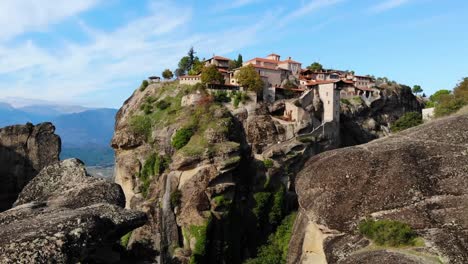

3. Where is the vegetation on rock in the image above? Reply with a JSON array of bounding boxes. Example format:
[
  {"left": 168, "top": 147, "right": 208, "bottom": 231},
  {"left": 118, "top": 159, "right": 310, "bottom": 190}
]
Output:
[
  {"left": 245, "top": 212, "right": 297, "bottom": 264},
  {"left": 391, "top": 112, "right": 422, "bottom": 132},
  {"left": 120, "top": 231, "right": 132, "bottom": 248},
  {"left": 170, "top": 189, "right": 182, "bottom": 209},
  {"left": 358, "top": 219, "right": 418, "bottom": 247},
  {"left": 186, "top": 218, "right": 211, "bottom": 264},
  {"left": 139, "top": 80, "right": 149, "bottom": 91},
  {"left": 138, "top": 153, "right": 171, "bottom": 197},
  {"left": 172, "top": 127, "right": 194, "bottom": 150}
]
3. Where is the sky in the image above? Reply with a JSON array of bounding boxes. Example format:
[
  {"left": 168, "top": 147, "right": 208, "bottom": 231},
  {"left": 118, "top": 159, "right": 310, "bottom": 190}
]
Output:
[{"left": 0, "top": 0, "right": 467, "bottom": 108}]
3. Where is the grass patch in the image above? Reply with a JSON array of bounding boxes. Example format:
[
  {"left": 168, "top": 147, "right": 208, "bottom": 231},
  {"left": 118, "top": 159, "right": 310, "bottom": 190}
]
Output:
[
  {"left": 186, "top": 217, "right": 212, "bottom": 264},
  {"left": 358, "top": 219, "right": 418, "bottom": 247}
]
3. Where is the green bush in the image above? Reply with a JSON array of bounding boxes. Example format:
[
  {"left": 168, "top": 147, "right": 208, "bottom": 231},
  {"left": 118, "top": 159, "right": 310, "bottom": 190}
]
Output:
[
  {"left": 245, "top": 212, "right": 297, "bottom": 264},
  {"left": 269, "top": 186, "right": 285, "bottom": 226},
  {"left": 140, "top": 103, "right": 153, "bottom": 114},
  {"left": 231, "top": 91, "right": 248, "bottom": 108},
  {"left": 129, "top": 115, "right": 152, "bottom": 139},
  {"left": 358, "top": 219, "right": 417, "bottom": 246},
  {"left": 213, "top": 195, "right": 232, "bottom": 208},
  {"left": 156, "top": 99, "right": 171, "bottom": 110},
  {"left": 253, "top": 192, "right": 272, "bottom": 221},
  {"left": 340, "top": 98, "right": 351, "bottom": 105},
  {"left": 140, "top": 80, "right": 149, "bottom": 91},
  {"left": 139, "top": 154, "right": 171, "bottom": 197},
  {"left": 187, "top": 218, "right": 211, "bottom": 264},
  {"left": 263, "top": 159, "right": 274, "bottom": 168},
  {"left": 172, "top": 127, "right": 194, "bottom": 149},
  {"left": 170, "top": 189, "right": 182, "bottom": 209},
  {"left": 120, "top": 231, "right": 132, "bottom": 248},
  {"left": 214, "top": 90, "right": 231, "bottom": 103},
  {"left": 391, "top": 112, "right": 422, "bottom": 132},
  {"left": 434, "top": 96, "right": 466, "bottom": 117}
]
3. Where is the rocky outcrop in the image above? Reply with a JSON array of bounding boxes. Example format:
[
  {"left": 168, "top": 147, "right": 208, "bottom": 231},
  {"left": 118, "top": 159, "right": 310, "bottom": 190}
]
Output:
[
  {"left": 340, "top": 84, "right": 422, "bottom": 146},
  {"left": 289, "top": 114, "right": 468, "bottom": 263},
  {"left": 0, "top": 159, "right": 146, "bottom": 263},
  {"left": 0, "top": 122, "right": 60, "bottom": 211}
]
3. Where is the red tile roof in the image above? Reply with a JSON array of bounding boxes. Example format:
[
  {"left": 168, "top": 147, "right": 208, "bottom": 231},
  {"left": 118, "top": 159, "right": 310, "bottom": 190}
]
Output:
[
  {"left": 281, "top": 59, "right": 301, "bottom": 64},
  {"left": 267, "top": 53, "right": 280, "bottom": 57},
  {"left": 246, "top": 57, "right": 280, "bottom": 64},
  {"left": 212, "top": 55, "right": 230, "bottom": 61}
]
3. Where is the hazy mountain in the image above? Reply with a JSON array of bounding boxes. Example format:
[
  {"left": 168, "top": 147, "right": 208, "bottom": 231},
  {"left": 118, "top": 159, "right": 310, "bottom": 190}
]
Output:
[{"left": 0, "top": 102, "right": 117, "bottom": 166}]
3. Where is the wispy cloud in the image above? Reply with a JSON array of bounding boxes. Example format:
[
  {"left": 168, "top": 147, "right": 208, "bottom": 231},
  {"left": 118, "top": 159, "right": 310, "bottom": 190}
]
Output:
[
  {"left": 0, "top": 0, "right": 278, "bottom": 107},
  {"left": 282, "top": 0, "right": 345, "bottom": 24},
  {"left": 0, "top": 0, "right": 100, "bottom": 41},
  {"left": 370, "top": 0, "right": 411, "bottom": 13},
  {"left": 213, "top": 0, "right": 262, "bottom": 12}
]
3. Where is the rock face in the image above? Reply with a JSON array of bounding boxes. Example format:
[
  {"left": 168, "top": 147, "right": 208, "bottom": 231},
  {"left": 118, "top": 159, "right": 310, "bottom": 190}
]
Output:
[
  {"left": 0, "top": 122, "right": 61, "bottom": 211},
  {"left": 340, "top": 84, "right": 422, "bottom": 146},
  {"left": 289, "top": 114, "right": 468, "bottom": 263},
  {"left": 0, "top": 159, "right": 146, "bottom": 263}
]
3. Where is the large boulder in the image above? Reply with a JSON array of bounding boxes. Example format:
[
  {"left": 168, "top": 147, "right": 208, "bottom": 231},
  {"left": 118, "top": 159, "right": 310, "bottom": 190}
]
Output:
[
  {"left": 0, "top": 122, "right": 60, "bottom": 211},
  {"left": 289, "top": 114, "right": 468, "bottom": 263},
  {"left": 0, "top": 159, "right": 146, "bottom": 263}
]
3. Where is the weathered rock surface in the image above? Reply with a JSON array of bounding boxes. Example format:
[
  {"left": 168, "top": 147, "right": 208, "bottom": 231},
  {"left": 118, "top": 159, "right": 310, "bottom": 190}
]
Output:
[
  {"left": 0, "top": 159, "right": 146, "bottom": 263},
  {"left": 289, "top": 114, "right": 468, "bottom": 263},
  {"left": 340, "top": 84, "right": 422, "bottom": 146},
  {"left": 0, "top": 122, "right": 60, "bottom": 211}
]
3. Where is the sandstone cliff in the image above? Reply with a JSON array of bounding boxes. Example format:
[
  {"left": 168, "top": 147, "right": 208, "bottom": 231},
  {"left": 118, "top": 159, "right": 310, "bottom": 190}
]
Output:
[
  {"left": 0, "top": 159, "right": 146, "bottom": 263},
  {"left": 0, "top": 122, "right": 60, "bottom": 211},
  {"left": 289, "top": 114, "right": 468, "bottom": 263}
]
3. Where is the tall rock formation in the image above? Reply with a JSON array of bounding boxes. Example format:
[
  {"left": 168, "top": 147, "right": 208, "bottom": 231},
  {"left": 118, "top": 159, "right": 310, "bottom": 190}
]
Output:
[
  {"left": 289, "top": 114, "right": 468, "bottom": 263},
  {"left": 0, "top": 158, "right": 146, "bottom": 263},
  {"left": 0, "top": 122, "right": 61, "bottom": 211}
]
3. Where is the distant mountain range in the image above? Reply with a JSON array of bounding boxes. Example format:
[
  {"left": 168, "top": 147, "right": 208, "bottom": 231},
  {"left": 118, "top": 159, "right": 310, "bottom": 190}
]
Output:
[{"left": 0, "top": 102, "right": 117, "bottom": 166}]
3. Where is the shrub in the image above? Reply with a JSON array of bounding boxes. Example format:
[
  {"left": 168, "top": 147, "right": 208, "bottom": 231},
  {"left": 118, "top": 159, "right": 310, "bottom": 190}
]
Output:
[
  {"left": 231, "top": 91, "right": 249, "bottom": 108},
  {"left": 129, "top": 115, "right": 152, "bottom": 139},
  {"left": 245, "top": 212, "right": 297, "bottom": 264},
  {"left": 213, "top": 195, "right": 232, "bottom": 208},
  {"left": 358, "top": 219, "right": 417, "bottom": 246},
  {"left": 172, "top": 127, "right": 194, "bottom": 149},
  {"left": 391, "top": 112, "right": 422, "bottom": 132},
  {"left": 269, "top": 186, "right": 285, "bottom": 226},
  {"left": 139, "top": 80, "right": 149, "bottom": 91},
  {"left": 213, "top": 90, "right": 231, "bottom": 103},
  {"left": 263, "top": 159, "right": 274, "bottom": 168},
  {"left": 340, "top": 98, "right": 351, "bottom": 105},
  {"left": 434, "top": 95, "right": 466, "bottom": 117},
  {"left": 155, "top": 99, "right": 171, "bottom": 110},
  {"left": 253, "top": 192, "right": 272, "bottom": 222},
  {"left": 120, "top": 231, "right": 132, "bottom": 248},
  {"left": 139, "top": 154, "right": 171, "bottom": 197},
  {"left": 140, "top": 103, "right": 153, "bottom": 114},
  {"left": 170, "top": 189, "right": 182, "bottom": 209},
  {"left": 187, "top": 218, "right": 211, "bottom": 264}
]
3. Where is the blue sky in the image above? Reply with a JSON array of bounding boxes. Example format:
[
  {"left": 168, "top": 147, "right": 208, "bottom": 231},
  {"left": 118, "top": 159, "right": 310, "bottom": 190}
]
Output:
[{"left": 0, "top": 0, "right": 467, "bottom": 108}]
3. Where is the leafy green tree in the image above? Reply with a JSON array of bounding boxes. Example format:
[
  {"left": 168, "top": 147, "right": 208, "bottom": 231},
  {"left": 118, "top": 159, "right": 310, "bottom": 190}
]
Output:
[
  {"left": 188, "top": 46, "right": 196, "bottom": 68},
  {"left": 162, "top": 69, "right": 174, "bottom": 79},
  {"left": 228, "top": 60, "right": 238, "bottom": 70},
  {"left": 235, "top": 64, "right": 264, "bottom": 93},
  {"left": 188, "top": 58, "right": 203, "bottom": 75},
  {"left": 201, "top": 65, "right": 224, "bottom": 85},
  {"left": 307, "top": 62, "right": 323, "bottom": 71},
  {"left": 429, "top": 89, "right": 451, "bottom": 104},
  {"left": 412, "top": 85, "right": 423, "bottom": 95},
  {"left": 454, "top": 77, "right": 468, "bottom": 103},
  {"left": 175, "top": 68, "right": 185, "bottom": 77},
  {"left": 178, "top": 56, "right": 191, "bottom": 75}
]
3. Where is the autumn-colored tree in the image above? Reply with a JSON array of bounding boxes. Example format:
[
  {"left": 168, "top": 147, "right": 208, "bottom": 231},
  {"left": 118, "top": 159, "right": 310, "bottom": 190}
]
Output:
[
  {"left": 454, "top": 77, "right": 468, "bottom": 103},
  {"left": 201, "top": 65, "right": 224, "bottom": 85},
  {"left": 235, "top": 64, "right": 264, "bottom": 92},
  {"left": 162, "top": 69, "right": 174, "bottom": 79}
]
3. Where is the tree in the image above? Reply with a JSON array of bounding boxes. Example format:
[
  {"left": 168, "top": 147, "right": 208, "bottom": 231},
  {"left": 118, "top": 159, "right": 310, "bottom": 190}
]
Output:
[
  {"left": 412, "top": 85, "right": 423, "bottom": 95},
  {"left": 201, "top": 65, "right": 224, "bottom": 85},
  {"left": 307, "top": 62, "right": 323, "bottom": 71},
  {"left": 236, "top": 54, "right": 243, "bottom": 68},
  {"left": 434, "top": 94, "right": 465, "bottom": 117},
  {"left": 228, "top": 60, "right": 238, "bottom": 70},
  {"left": 188, "top": 58, "right": 203, "bottom": 75},
  {"left": 429, "top": 89, "right": 451, "bottom": 103},
  {"left": 178, "top": 56, "right": 191, "bottom": 75},
  {"left": 454, "top": 77, "right": 468, "bottom": 103},
  {"left": 391, "top": 112, "right": 422, "bottom": 132},
  {"left": 162, "top": 69, "right": 174, "bottom": 79},
  {"left": 187, "top": 47, "right": 196, "bottom": 69},
  {"left": 235, "top": 64, "right": 264, "bottom": 93},
  {"left": 175, "top": 68, "right": 185, "bottom": 77}
]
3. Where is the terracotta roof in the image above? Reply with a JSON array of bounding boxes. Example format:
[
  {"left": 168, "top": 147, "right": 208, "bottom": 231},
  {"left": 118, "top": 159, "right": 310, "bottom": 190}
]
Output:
[
  {"left": 280, "top": 59, "right": 301, "bottom": 64},
  {"left": 218, "top": 68, "right": 229, "bottom": 73},
  {"left": 212, "top": 55, "right": 230, "bottom": 61},
  {"left": 275, "top": 86, "right": 305, "bottom": 92},
  {"left": 267, "top": 53, "right": 280, "bottom": 57},
  {"left": 249, "top": 64, "right": 281, "bottom": 71},
  {"left": 355, "top": 86, "right": 374, "bottom": 91},
  {"left": 246, "top": 57, "right": 280, "bottom": 64}
]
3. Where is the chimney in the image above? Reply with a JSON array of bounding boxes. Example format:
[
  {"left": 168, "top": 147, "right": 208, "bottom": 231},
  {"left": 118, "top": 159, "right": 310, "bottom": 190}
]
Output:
[{"left": 288, "top": 56, "right": 292, "bottom": 60}]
